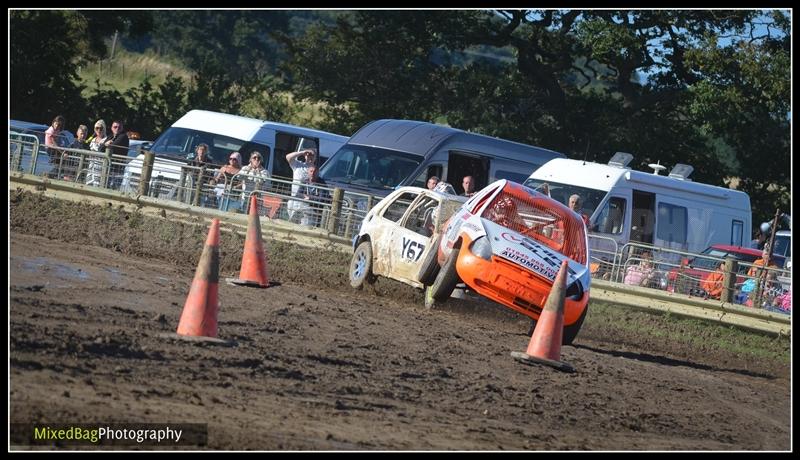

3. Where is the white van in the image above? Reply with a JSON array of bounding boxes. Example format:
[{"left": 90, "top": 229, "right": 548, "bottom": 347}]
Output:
[
  {"left": 524, "top": 153, "right": 752, "bottom": 257},
  {"left": 121, "top": 110, "right": 348, "bottom": 194}
]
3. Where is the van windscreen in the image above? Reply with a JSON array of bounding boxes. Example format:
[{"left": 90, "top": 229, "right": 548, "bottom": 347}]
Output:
[
  {"left": 523, "top": 178, "right": 607, "bottom": 219},
  {"left": 150, "top": 127, "right": 248, "bottom": 165},
  {"left": 318, "top": 145, "right": 423, "bottom": 190}
]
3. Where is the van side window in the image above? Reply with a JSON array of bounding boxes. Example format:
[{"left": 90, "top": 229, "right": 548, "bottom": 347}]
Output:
[
  {"left": 731, "top": 220, "right": 744, "bottom": 246},
  {"left": 594, "top": 197, "right": 626, "bottom": 234},
  {"left": 382, "top": 192, "right": 418, "bottom": 223},
  {"left": 412, "top": 165, "right": 443, "bottom": 188},
  {"left": 657, "top": 203, "right": 688, "bottom": 244}
]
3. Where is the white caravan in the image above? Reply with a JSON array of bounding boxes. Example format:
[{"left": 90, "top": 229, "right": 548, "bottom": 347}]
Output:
[{"left": 524, "top": 152, "right": 752, "bottom": 258}]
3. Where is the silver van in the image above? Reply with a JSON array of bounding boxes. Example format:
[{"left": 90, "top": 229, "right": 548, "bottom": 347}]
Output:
[{"left": 318, "top": 119, "right": 565, "bottom": 199}]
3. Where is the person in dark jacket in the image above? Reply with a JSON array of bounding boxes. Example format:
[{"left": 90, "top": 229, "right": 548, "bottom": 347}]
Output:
[{"left": 103, "top": 120, "right": 130, "bottom": 189}]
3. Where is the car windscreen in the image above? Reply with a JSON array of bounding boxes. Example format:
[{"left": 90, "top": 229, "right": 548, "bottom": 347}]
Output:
[
  {"left": 318, "top": 145, "right": 423, "bottom": 190},
  {"left": 149, "top": 127, "right": 247, "bottom": 165},
  {"left": 773, "top": 233, "right": 791, "bottom": 258},
  {"left": 523, "top": 178, "right": 607, "bottom": 218}
]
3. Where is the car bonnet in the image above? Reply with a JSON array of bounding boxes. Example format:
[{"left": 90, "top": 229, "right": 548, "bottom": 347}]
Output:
[{"left": 480, "top": 218, "right": 589, "bottom": 286}]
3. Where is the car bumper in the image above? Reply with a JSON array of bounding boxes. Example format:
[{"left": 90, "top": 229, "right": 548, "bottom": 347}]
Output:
[{"left": 455, "top": 246, "right": 588, "bottom": 326}]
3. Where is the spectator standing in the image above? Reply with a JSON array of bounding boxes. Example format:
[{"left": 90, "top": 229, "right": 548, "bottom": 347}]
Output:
[
  {"left": 104, "top": 120, "right": 130, "bottom": 189},
  {"left": 623, "top": 251, "right": 656, "bottom": 287},
  {"left": 85, "top": 119, "right": 108, "bottom": 186},
  {"left": 239, "top": 151, "right": 271, "bottom": 196},
  {"left": 212, "top": 152, "right": 243, "bottom": 210},
  {"left": 295, "top": 164, "right": 329, "bottom": 227},
  {"left": 568, "top": 193, "right": 591, "bottom": 227},
  {"left": 44, "top": 115, "right": 68, "bottom": 178},
  {"left": 61, "top": 124, "right": 89, "bottom": 181},
  {"left": 461, "top": 175, "right": 476, "bottom": 197},
  {"left": 70, "top": 125, "right": 89, "bottom": 150},
  {"left": 286, "top": 148, "right": 317, "bottom": 222},
  {"left": 187, "top": 143, "right": 215, "bottom": 206},
  {"left": 427, "top": 176, "right": 440, "bottom": 190},
  {"left": 44, "top": 115, "right": 67, "bottom": 151}
]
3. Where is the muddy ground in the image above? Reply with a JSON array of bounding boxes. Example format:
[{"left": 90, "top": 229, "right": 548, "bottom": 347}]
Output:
[{"left": 9, "top": 190, "right": 791, "bottom": 450}]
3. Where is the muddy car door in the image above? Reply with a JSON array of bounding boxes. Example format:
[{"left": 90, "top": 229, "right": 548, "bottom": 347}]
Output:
[{"left": 389, "top": 193, "right": 442, "bottom": 285}]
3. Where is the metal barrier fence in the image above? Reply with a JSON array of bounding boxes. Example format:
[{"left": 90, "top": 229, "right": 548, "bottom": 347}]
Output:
[
  {"left": 589, "top": 238, "right": 792, "bottom": 316},
  {"left": 9, "top": 133, "right": 377, "bottom": 240}
]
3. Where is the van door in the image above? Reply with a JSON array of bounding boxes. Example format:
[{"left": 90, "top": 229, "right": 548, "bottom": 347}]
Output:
[
  {"left": 631, "top": 190, "right": 656, "bottom": 245},
  {"left": 447, "top": 151, "right": 490, "bottom": 195},
  {"left": 272, "top": 132, "right": 319, "bottom": 180}
]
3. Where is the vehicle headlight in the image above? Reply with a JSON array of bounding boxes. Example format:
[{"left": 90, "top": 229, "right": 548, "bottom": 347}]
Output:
[{"left": 470, "top": 236, "right": 492, "bottom": 261}]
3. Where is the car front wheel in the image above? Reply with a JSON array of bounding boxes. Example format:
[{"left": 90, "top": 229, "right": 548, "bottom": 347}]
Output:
[
  {"left": 426, "top": 246, "right": 461, "bottom": 307},
  {"left": 349, "top": 241, "right": 376, "bottom": 289}
]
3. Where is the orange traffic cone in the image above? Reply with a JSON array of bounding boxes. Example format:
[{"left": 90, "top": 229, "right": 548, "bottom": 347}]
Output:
[
  {"left": 511, "top": 260, "right": 575, "bottom": 372},
  {"left": 176, "top": 218, "right": 221, "bottom": 338},
  {"left": 228, "top": 194, "right": 271, "bottom": 288}
]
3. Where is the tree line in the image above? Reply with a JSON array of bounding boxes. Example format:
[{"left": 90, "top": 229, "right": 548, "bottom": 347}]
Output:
[{"left": 9, "top": 9, "right": 790, "bottom": 225}]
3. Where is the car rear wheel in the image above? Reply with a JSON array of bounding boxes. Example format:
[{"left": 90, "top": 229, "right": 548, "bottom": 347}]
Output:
[
  {"left": 349, "top": 241, "right": 376, "bottom": 289},
  {"left": 426, "top": 246, "right": 461, "bottom": 307},
  {"left": 417, "top": 234, "right": 442, "bottom": 286},
  {"left": 526, "top": 303, "right": 589, "bottom": 346}
]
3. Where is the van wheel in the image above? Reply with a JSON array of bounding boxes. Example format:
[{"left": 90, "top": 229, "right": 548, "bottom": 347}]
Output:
[
  {"left": 527, "top": 304, "right": 589, "bottom": 346},
  {"left": 417, "top": 234, "right": 442, "bottom": 285},
  {"left": 426, "top": 247, "right": 461, "bottom": 306},
  {"left": 349, "top": 241, "right": 376, "bottom": 289}
]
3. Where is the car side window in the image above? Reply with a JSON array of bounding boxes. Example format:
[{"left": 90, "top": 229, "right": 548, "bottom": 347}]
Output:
[
  {"left": 382, "top": 192, "right": 418, "bottom": 223},
  {"left": 403, "top": 196, "right": 440, "bottom": 237}
]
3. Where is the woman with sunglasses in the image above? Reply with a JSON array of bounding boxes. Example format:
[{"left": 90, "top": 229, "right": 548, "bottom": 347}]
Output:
[
  {"left": 238, "top": 151, "right": 271, "bottom": 195},
  {"left": 85, "top": 119, "right": 108, "bottom": 186}
]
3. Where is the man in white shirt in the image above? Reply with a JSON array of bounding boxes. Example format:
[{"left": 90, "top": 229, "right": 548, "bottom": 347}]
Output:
[{"left": 285, "top": 148, "right": 317, "bottom": 222}]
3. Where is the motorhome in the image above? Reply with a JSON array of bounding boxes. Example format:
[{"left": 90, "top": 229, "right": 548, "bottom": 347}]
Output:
[
  {"left": 317, "top": 119, "right": 565, "bottom": 201},
  {"left": 121, "top": 110, "right": 349, "bottom": 196},
  {"left": 524, "top": 152, "right": 752, "bottom": 258}
]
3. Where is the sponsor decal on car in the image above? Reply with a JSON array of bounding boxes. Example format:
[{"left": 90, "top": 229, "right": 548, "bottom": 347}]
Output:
[{"left": 499, "top": 247, "right": 558, "bottom": 280}]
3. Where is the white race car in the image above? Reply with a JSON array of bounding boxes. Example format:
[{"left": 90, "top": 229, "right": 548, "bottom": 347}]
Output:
[{"left": 349, "top": 186, "right": 466, "bottom": 289}]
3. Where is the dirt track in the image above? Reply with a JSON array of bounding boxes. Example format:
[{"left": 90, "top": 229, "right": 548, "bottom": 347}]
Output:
[{"left": 9, "top": 191, "right": 791, "bottom": 450}]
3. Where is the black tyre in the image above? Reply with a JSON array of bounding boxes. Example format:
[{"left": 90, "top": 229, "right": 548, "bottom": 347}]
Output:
[
  {"left": 527, "top": 303, "right": 589, "bottom": 346},
  {"left": 417, "top": 234, "right": 442, "bottom": 285},
  {"left": 426, "top": 246, "right": 461, "bottom": 306},
  {"left": 349, "top": 241, "right": 376, "bottom": 289}
]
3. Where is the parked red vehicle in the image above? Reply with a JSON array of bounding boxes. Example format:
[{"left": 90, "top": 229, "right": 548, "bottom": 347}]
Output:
[{"left": 666, "top": 244, "right": 784, "bottom": 295}]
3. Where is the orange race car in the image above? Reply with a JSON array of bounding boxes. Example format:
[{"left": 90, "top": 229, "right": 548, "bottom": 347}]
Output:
[{"left": 417, "top": 179, "right": 591, "bottom": 344}]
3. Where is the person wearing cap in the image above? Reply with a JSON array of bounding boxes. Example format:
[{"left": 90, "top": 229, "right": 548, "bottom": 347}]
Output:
[
  {"left": 285, "top": 147, "right": 318, "bottom": 223},
  {"left": 212, "top": 152, "right": 243, "bottom": 210}
]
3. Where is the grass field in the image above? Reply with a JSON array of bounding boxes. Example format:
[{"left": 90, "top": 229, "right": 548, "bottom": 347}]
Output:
[
  {"left": 75, "top": 48, "right": 330, "bottom": 128},
  {"left": 77, "top": 49, "right": 194, "bottom": 96}
]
